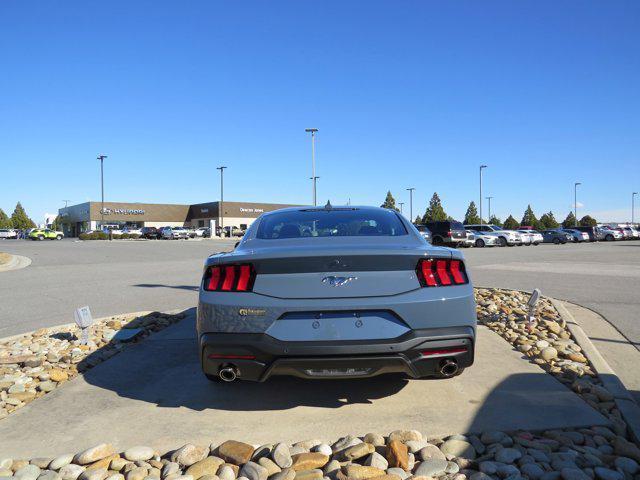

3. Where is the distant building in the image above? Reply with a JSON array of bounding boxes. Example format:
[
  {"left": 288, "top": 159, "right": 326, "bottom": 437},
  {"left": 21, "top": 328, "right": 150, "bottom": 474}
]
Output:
[{"left": 58, "top": 200, "right": 299, "bottom": 237}]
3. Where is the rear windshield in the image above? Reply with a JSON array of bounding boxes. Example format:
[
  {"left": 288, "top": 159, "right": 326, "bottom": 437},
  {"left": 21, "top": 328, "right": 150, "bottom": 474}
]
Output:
[
  {"left": 256, "top": 209, "right": 408, "bottom": 239},
  {"left": 450, "top": 221, "right": 465, "bottom": 230}
]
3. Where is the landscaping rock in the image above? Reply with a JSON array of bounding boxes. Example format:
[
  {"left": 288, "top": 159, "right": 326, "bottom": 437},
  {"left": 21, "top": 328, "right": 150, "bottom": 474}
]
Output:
[
  {"left": 74, "top": 445, "right": 116, "bottom": 466},
  {"left": 291, "top": 454, "right": 328, "bottom": 472},
  {"left": 171, "top": 445, "right": 208, "bottom": 468},
  {"left": 218, "top": 442, "right": 255, "bottom": 466}
]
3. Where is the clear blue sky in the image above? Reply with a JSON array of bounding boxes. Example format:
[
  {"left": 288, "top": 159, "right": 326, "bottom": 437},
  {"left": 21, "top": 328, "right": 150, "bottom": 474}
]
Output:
[{"left": 1, "top": 1, "right": 639, "bottom": 224}]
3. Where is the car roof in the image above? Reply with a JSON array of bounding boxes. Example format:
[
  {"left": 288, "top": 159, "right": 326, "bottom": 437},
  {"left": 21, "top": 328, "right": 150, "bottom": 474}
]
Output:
[{"left": 260, "top": 205, "right": 391, "bottom": 217}]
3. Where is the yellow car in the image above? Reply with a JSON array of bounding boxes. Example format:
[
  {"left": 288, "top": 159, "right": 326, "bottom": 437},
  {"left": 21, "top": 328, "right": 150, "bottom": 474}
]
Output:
[{"left": 29, "top": 228, "right": 64, "bottom": 241}]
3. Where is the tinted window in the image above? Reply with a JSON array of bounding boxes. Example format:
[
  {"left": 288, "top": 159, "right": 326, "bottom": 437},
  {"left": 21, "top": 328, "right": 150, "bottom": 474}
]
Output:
[
  {"left": 256, "top": 209, "right": 408, "bottom": 239},
  {"left": 450, "top": 221, "right": 465, "bottom": 230}
]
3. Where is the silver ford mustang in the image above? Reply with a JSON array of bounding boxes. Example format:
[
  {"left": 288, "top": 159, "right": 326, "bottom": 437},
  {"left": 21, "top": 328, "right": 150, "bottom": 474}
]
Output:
[{"left": 197, "top": 205, "right": 476, "bottom": 382}]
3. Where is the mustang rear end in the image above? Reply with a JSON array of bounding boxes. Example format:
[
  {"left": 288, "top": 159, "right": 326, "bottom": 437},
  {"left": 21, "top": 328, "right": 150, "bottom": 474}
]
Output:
[{"left": 197, "top": 205, "right": 476, "bottom": 382}]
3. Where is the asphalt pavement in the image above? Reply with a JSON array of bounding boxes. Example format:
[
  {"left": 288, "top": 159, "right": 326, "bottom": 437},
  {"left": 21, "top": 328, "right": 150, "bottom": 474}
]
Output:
[{"left": 1, "top": 238, "right": 639, "bottom": 352}]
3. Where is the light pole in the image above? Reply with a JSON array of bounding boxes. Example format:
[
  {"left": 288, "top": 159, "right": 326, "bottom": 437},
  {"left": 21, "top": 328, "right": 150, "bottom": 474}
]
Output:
[
  {"left": 97, "top": 155, "right": 107, "bottom": 226},
  {"left": 633, "top": 192, "right": 638, "bottom": 225},
  {"left": 62, "top": 200, "right": 70, "bottom": 208},
  {"left": 217, "top": 166, "right": 227, "bottom": 236},
  {"left": 305, "top": 128, "right": 318, "bottom": 206},
  {"left": 399, "top": 202, "right": 405, "bottom": 215},
  {"left": 486, "top": 196, "right": 493, "bottom": 221},
  {"left": 407, "top": 188, "right": 415, "bottom": 223},
  {"left": 574, "top": 182, "right": 581, "bottom": 227},
  {"left": 479, "top": 165, "right": 487, "bottom": 225}
]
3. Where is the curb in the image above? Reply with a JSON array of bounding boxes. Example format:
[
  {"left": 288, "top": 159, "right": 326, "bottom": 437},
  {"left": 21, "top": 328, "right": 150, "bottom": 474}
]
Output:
[
  {"left": 551, "top": 298, "right": 640, "bottom": 443},
  {"left": 0, "top": 253, "right": 31, "bottom": 272}
]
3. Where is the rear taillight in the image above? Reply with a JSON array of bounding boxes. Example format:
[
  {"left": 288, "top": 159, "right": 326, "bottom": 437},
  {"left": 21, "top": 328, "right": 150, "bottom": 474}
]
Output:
[
  {"left": 416, "top": 258, "right": 468, "bottom": 287},
  {"left": 203, "top": 264, "right": 256, "bottom": 292}
]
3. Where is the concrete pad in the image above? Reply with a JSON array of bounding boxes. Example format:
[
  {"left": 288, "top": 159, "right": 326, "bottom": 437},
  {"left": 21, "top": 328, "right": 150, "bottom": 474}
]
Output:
[{"left": 0, "top": 312, "right": 608, "bottom": 457}]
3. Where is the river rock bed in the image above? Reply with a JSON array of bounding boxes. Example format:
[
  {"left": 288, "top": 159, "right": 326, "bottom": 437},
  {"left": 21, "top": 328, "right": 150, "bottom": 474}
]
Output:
[
  {"left": 0, "top": 311, "right": 185, "bottom": 420},
  {"left": 1, "top": 429, "right": 640, "bottom": 480},
  {"left": 474, "top": 289, "right": 627, "bottom": 436}
]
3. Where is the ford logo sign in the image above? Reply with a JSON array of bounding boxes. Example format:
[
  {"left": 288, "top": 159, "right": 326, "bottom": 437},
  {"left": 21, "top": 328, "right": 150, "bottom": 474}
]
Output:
[{"left": 322, "top": 276, "right": 357, "bottom": 287}]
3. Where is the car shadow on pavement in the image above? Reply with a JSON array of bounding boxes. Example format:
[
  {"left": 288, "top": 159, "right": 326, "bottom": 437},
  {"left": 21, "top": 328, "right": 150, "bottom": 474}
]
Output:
[{"left": 133, "top": 283, "right": 199, "bottom": 291}]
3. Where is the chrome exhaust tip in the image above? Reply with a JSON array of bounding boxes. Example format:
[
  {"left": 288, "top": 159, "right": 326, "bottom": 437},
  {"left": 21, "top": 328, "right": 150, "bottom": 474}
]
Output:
[
  {"left": 439, "top": 359, "right": 459, "bottom": 377},
  {"left": 219, "top": 366, "right": 238, "bottom": 382}
]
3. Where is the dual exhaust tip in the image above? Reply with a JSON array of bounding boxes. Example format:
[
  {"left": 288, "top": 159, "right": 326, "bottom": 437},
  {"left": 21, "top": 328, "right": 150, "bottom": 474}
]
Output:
[
  {"left": 439, "top": 359, "right": 459, "bottom": 377},
  {"left": 218, "top": 365, "right": 238, "bottom": 382},
  {"left": 218, "top": 360, "right": 458, "bottom": 381}
]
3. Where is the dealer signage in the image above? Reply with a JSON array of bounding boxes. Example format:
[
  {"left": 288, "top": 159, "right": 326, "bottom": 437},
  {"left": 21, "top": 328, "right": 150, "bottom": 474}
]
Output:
[{"left": 101, "top": 208, "right": 145, "bottom": 215}]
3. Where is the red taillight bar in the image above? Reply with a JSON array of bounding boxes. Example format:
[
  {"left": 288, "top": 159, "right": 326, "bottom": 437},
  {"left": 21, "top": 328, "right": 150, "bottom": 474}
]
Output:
[
  {"left": 416, "top": 258, "right": 468, "bottom": 287},
  {"left": 208, "top": 353, "right": 256, "bottom": 360},
  {"left": 421, "top": 347, "right": 468, "bottom": 357},
  {"left": 203, "top": 264, "right": 256, "bottom": 292}
]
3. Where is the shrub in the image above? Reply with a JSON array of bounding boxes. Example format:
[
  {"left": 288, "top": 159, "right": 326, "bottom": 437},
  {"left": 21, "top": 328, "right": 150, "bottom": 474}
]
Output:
[
  {"left": 120, "top": 233, "right": 130, "bottom": 239},
  {"left": 79, "top": 232, "right": 109, "bottom": 240}
]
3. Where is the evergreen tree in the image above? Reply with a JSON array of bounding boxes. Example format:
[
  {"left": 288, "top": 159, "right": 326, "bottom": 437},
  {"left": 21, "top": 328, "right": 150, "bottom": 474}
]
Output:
[
  {"left": 414, "top": 215, "right": 422, "bottom": 225},
  {"left": 380, "top": 191, "right": 400, "bottom": 211},
  {"left": 10, "top": 202, "right": 36, "bottom": 230},
  {"left": 421, "top": 193, "right": 448, "bottom": 223},
  {"left": 520, "top": 205, "right": 540, "bottom": 229},
  {"left": 0, "top": 209, "right": 11, "bottom": 228},
  {"left": 562, "top": 211, "right": 577, "bottom": 228},
  {"left": 579, "top": 215, "right": 597, "bottom": 227},
  {"left": 488, "top": 215, "right": 502, "bottom": 227},
  {"left": 539, "top": 211, "right": 560, "bottom": 229},
  {"left": 463, "top": 201, "right": 481, "bottom": 225},
  {"left": 503, "top": 215, "right": 519, "bottom": 230}
]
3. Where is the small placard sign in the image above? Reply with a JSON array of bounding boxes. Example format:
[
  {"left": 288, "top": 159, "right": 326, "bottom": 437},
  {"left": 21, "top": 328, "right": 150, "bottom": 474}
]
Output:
[{"left": 74, "top": 306, "right": 93, "bottom": 328}]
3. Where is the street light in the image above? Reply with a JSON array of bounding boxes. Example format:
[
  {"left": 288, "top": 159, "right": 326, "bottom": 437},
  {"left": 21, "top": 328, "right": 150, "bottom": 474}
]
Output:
[
  {"left": 633, "top": 192, "right": 638, "bottom": 225},
  {"left": 479, "top": 165, "right": 488, "bottom": 225},
  {"left": 486, "top": 196, "right": 494, "bottom": 221},
  {"left": 217, "top": 166, "right": 227, "bottom": 236},
  {"left": 406, "top": 188, "right": 415, "bottom": 223},
  {"left": 399, "top": 202, "right": 405, "bottom": 215},
  {"left": 574, "top": 182, "right": 581, "bottom": 227},
  {"left": 62, "top": 200, "right": 70, "bottom": 208},
  {"left": 97, "top": 155, "right": 107, "bottom": 226},
  {"left": 305, "top": 128, "right": 318, "bottom": 206}
]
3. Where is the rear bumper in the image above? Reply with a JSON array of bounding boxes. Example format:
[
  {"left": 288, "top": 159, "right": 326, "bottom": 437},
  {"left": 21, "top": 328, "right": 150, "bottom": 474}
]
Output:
[{"left": 200, "top": 326, "right": 475, "bottom": 381}]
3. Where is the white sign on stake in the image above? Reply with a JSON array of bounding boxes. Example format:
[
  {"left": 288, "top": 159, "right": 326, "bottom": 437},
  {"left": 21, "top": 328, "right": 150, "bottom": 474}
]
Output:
[{"left": 74, "top": 306, "right": 94, "bottom": 344}]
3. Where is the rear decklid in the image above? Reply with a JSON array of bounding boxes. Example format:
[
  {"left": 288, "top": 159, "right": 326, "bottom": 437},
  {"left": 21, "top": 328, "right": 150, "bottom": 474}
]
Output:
[{"left": 208, "top": 237, "right": 453, "bottom": 299}]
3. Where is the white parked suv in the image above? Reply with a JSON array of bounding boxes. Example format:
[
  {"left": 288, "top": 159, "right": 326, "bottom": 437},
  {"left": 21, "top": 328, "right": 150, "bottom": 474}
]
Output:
[
  {"left": 464, "top": 224, "right": 522, "bottom": 247},
  {"left": 161, "top": 226, "right": 189, "bottom": 239},
  {"left": 595, "top": 227, "right": 622, "bottom": 241},
  {"left": 0, "top": 229, "right": 18, "bottom": 239}
]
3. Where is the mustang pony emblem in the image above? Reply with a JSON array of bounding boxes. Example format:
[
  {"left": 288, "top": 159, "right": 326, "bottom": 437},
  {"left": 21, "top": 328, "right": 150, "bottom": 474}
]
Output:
[{"left": 322, "top": 275, "right": 357, "bottom": 287}]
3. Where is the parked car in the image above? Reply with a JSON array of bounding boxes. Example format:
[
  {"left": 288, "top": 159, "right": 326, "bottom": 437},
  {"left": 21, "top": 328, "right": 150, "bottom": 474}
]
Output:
[
  {"left": 517, "top": 229, "right": 543, "bottom": 246},
  {"left": 517, "top": 231, "right": 532, "bottom": 246},
  {"left": 595, "top": 226, "right": 623, "bottom": 241},
  {"left": 423, "top": 221, "right": 467, "bottom": 247},
  {"left": 102, "top": 226, "right": 122, "bottom": 236},
  {"left": 0, "top": 229, "right": 18, "bottom": 239},
  {"left": 573, "top": 226, "right": 599, "bottom": 242},
  {"left": 561, "top": 229, "right": 590, "bottom": 243},
  {"left": 466, "top": 230, "right": 499, "bottom": 248},
  {"left": 460, "top": 231, "right": 476, "bottom": 248},
  {"left": 122, "top": 227, "right": 142, "bottom": 236},
  {"left": 414, "top": 224, "right": 432, "bottom": 243},
  {"left": 622, "top": 226, "right": 639, "bottom": 239},
  {"left": 140, "top": 227, "right": 160, "bottom": 239},
  {"left": 198, "top": 206, "right": 476, "bottom": 383},
  {"left": 193, "top": 227, "right": 209, "bottom": 237},
  {"left": 541, "top": 230, "right": 571, "bottom": 244},
  {"left": 464, "top": 224, "right": 522, "bottom": 247},
  {"left": 161, "top": 226, "right": 189, "bottom": 239},
  {"left": 28, "top": 228, "right": 64, "bottom": 241}
]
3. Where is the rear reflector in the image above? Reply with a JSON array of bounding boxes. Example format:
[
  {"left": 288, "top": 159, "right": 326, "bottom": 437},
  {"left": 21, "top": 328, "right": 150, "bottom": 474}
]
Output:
[
  {"left": 421, "top": 347, "right": 468, "bottom": 357},
  {"left": 203, "top": 264, "right": 256, "bottom": 292},
  {"left": 416, "top": 258, "right": 468, "bottom": 287},
  {"left": 208, "top": 353, "right": 256, "bottom": 360}
]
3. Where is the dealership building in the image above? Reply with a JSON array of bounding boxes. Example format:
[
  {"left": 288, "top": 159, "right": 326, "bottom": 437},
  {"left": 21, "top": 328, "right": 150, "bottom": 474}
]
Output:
[{"left": 58, "top": 200, "right": 298, "bottom": 236}]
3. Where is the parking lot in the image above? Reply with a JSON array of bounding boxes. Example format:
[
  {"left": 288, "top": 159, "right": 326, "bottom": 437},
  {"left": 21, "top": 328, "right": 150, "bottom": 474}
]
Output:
[{"left": 1, "top": 237, "right": 638, "bottom": 347}]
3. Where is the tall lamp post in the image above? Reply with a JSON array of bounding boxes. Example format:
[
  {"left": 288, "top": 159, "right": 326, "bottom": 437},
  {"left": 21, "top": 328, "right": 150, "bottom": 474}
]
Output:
[
  {"left": 633, "top": 192, "right": 638, "bottom": 225},
  {"left": 97, "top": 155, "right": 107, "bottom": 226},
  {"left": 407, "top": 188, "right": 415, "bottom": 223},
  {"left": 399, "top": 202, "right": 405, "bottom": 215},
  {"left": 486, "top": 196, "right": 493, "bottom": 221},
  {"left": 217, "top": 166, "right": 227, "bottom": 237},
  {"left": 305, "top": 128, "right": 318, "bottom": 206},
  {"left": 479, "top": 165, "right": 487, "bottom": 225},
  {"left": 574, "top": 182, "right": 581, "bottom": 227}
]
